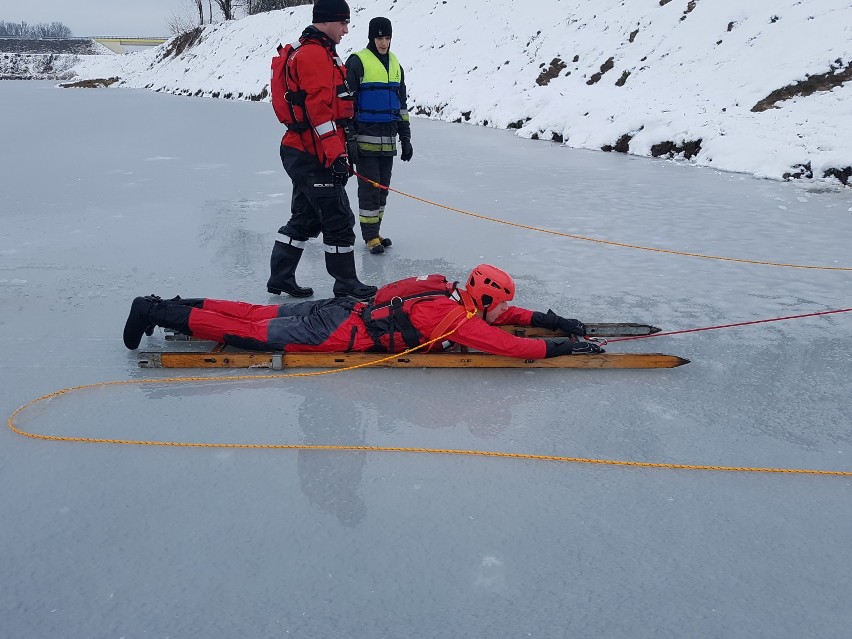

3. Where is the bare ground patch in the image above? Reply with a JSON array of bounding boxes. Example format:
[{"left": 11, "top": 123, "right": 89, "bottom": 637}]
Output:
[
  {"left": 586, "top": 57, "right": 614, "bottom": 85},
  {"left": 602, "top": 133, "right": 635, "bottom": 154},
  {"left": 59, "top": 77, "right": 119, "bottom": 88},
  {"left": 752, "top": 60, "right": 852, "bottom": 112},
  {"left": 159, "top": 27, "right": 204, "bottom": 61},
  {"left": 651, "top": 139, "right": 702, "bottom": 160},
  {"left": 536, "top": 58, "right": 567, "bottom": 86},
  {"left": 783, "top": 161, "right": 852, "bottom": 186}
]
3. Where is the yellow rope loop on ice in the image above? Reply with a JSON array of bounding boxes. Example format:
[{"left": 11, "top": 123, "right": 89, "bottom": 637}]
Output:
[
  {"left": 9, "top": 416, "right": 852, "bottom": 476},
  {"left": 8, "top": 310, "right": 474, "bottom": 439},
  {"left": 7, "top": 304, "right": 851, "bottom": 476},
  {"left": 354, "top": 173, "right": 852, "bottom": 271},
  {"left": 8, "top": 303, "right": 852, "bottom": 476}
]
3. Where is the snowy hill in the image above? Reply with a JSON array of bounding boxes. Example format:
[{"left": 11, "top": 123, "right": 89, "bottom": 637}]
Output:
[
  {"left": 70, "top": 0, "right": 852, "bottom": 185},
  {"left": 0, "top": 38, "right": 113, "bottom": 80}
]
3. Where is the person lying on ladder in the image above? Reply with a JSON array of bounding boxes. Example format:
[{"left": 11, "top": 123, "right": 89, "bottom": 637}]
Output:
[{"left": 123, "top": 265, "right": 603, "bottom": 359}]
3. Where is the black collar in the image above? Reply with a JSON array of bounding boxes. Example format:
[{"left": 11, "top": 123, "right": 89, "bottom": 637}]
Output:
[{"left": 302, "top": 25, "right": 337, "bottom": 52}]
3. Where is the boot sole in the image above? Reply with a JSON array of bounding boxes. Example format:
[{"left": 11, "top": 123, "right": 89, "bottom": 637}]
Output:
[
  {"left": 334, "top": 290, "right": 377, "bottom": 302},
  {"left": 267, "top": 286, "right": 313, "bottom": 298}
]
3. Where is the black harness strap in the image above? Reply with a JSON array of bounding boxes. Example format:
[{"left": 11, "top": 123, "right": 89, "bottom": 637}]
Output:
[{"left": 362, "top": 290, "right": 449, "bottom": 351}]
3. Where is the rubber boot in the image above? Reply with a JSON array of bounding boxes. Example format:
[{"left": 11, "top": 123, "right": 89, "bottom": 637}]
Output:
[
  {"left": 123, "top": 295, "right": 161, "bottom": 348},
  {"left": 267, "top": 239, "right": 313, "bottom": 298},
  {"left": 366, "top": 237, "right": 385, "bottom": 254},
  {"left": 324, "top": 249, "right": 377, "bottom": 301},
  {"left": 123, "top": 297, "right": 193, "bottom": 350},
  {"left": 143, "top": 294, "right": 162, "bottom": 336}
]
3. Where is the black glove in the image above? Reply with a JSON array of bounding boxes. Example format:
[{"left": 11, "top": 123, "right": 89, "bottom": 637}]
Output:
[
  {"left": 346, "top": 137, "right": 360, "bottom": 167},
  {"left": 330, "top": 156, "right": 349, "bottom": 186},
  {"left": 545, "top": 339, "right": 604, "bottom": 358},
  {"left": 531, "top": 309, "right": 587, "bottom": 337},
  {"left": 400, "top": 138, "right": 413, "bottom": 162}
]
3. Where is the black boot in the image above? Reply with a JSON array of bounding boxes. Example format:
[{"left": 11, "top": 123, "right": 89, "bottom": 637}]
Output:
[
  {"left": 123, "top": 295, "right": 161, "bottom": 349},
  {"left": 366, "top": 237, "right": 385, "bottom": 254},
  {"left": 143, "top": 295, "right": 162, "bottom": 336},
  {"left": 324, "top": 249, "right": 377, "bottom": 301},
  {"left": 167, "top": 296, "right": 205, "bottom": 308},
  {"left": 267, "top": 238, "right": 313, "bottom": 298},
  {"left": 123, "top": 297, "right": 193, "bottom": 350}
]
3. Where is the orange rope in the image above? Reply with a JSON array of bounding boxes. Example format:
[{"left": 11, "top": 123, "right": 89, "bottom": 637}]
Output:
[
  {"left": 354, "top": 172, "right": 852, "bottom": 271},
  {"left": 9, "top": 306, "right": 851, "bottom": 476},
  {"left": 10, "top": 406, "right": 851, "bottom": 476}
]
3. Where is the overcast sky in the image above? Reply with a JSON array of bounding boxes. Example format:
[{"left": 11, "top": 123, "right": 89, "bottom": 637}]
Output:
[{"left": 2, "top": 0, "right": 191, "bottom": 37}]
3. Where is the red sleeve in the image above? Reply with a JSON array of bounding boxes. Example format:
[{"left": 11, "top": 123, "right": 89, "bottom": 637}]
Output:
[
  {"left": 488, "top": 304, "right": 535, "bottom": 326},
  {"left": 293, "top": 45, "right": 345, "bottom": 165},
  {"left": 451, "top": 316, "right": 547, "bottom": 358},
  {"left": 410, "top": 299, "right": 547, "bottom": 359}
]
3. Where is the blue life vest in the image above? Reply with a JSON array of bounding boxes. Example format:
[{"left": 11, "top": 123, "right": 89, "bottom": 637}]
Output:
[{"left": 354, "top": 48, "right": 402, "bottom": 124}]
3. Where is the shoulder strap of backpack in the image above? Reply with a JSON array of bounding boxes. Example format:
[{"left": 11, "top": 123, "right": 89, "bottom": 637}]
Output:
[
  {"left": 427, "top": 290, "right": 479, "bottom": 348},
  {"left": 361, "top": 289, "right": 451, "bottom": 351},
  {"left": 365, "top": 289, "right": 448, "bottom": 316}
]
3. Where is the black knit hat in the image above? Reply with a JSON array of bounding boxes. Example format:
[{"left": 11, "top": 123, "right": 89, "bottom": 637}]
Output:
[
  {"left": 368, "top": 17, "right": 392, "bottom": 39},
  {"left": 313, "top": 0, "right": 350, "bottom": 23}
]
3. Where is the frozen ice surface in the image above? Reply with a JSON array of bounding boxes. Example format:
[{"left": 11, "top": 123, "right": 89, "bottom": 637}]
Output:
[{"left": 2, "top": 81, "right": 852, "bottom": 638}]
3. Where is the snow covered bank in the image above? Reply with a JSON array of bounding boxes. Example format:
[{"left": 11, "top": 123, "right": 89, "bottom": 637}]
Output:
[
  {"left": 70, "top": 0, "right": 852, "bottom": 185},
  {"left": 1, "top": 53, "right": 82, "bottom": 80},
  {"left": 0, "top": 38, "right": 114, "bottom": 79}
]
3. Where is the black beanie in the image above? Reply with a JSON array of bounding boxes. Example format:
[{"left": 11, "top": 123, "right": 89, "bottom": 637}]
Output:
[
  {"left": 368, "top": 17, "right": 392, "bottom": 39},
  {"left": 313, "top": 0, "right": 350, "bottom": 23}
]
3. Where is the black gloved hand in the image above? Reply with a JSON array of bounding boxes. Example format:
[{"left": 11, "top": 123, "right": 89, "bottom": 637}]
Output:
[
  {"left": 331, "top": 156, "right": 350, "bottom": 185},
  {"left": 569, "top": 340, "right": 603, "bottom": 354},
  {"left": 558, "top": 317, "right": 586, "bottom": 337},
  {"left": 544, "top": 339, "right": 604, "bottom": 358},
  {"left": 400, "top": 138, "right": 413, "bottom": 162},
  {"left": 531, "top": 309, "right": 587, "bottom": 337},
  {"left": 346, "top": 137, "right": 360, "bottom": 167}
]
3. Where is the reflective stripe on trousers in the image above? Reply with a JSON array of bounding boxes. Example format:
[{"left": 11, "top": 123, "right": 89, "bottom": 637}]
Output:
[{"left": 276, "top": 234, "right": 307, "bottom": 249}]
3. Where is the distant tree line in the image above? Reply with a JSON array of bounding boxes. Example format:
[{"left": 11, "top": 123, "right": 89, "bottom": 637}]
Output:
[
  {"left": 221, "top": 0, "right": 313, "bottom": 20},
  {"left": 243, "top": 0, "right": 313, "bottom": 14},
  {"left": 0, "top": 20, "right": 72, "bottom": 38},
  {"left": 169, "top": 0, "right": 310, "bottom": 35}
]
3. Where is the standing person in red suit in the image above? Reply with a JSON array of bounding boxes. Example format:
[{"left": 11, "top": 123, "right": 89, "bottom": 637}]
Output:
[
  {"left": 123, "top": 265, "right": 604, "bottom": 358},
  {"left": 267, "top": 0, "right": 376, "bottom": 301}
]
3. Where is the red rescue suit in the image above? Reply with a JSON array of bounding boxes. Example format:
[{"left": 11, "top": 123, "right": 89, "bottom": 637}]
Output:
[
  {"left": 281, "top": 27, "right": 353, "bottom": 167},
  {"left": 185, "top": 282, "right": 548, "bottom": 359}
]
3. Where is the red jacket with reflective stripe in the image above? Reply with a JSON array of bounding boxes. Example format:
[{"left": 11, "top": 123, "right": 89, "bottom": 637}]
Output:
[{"left": 281, "top": 29, "right": 353, "bottom": 167}]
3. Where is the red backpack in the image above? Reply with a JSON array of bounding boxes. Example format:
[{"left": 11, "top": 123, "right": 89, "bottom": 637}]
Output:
[
  {"left": 270, "top": 42, "right": 309, "bottom": 132},
  {"left": 361, "top": 275, "right": 454, "bottom": 351}
]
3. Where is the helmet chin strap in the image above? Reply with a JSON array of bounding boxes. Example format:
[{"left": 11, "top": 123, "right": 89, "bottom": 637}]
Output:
[
  {"left": 456, "top": 287, "right": 510, "bottom": 322},
  {"left": 484, "top": 301, "right": 509, "bottom": 323},
  {"left": 429, "top": 289, "right": 479, "bottom": 347},
  {"left": 454, "top": 288, "right": 480, "bottom": 314}
]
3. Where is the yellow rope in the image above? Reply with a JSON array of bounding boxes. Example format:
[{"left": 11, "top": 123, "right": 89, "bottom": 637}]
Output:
[
  {"left": 9, "top": 306, "right": 851, "bottom": 477},
  {"left": 359, "top": 175, "right": 852, "bottom": 271},
  {"left": 9, "top": 409, "right": 851, "bottom": 476},
  {"left": 8, "top": 262, "right": 850, "bottom": 476}
]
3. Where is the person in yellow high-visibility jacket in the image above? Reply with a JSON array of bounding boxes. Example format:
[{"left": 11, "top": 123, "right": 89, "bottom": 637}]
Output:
[{"left": 346, "top": 17, "right": 413, "bottom": 254}]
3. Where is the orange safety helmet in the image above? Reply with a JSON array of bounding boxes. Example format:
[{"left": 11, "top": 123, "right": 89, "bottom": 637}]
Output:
[{"left": 465, "top": 264, "right": 515, "bottom": 312}]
